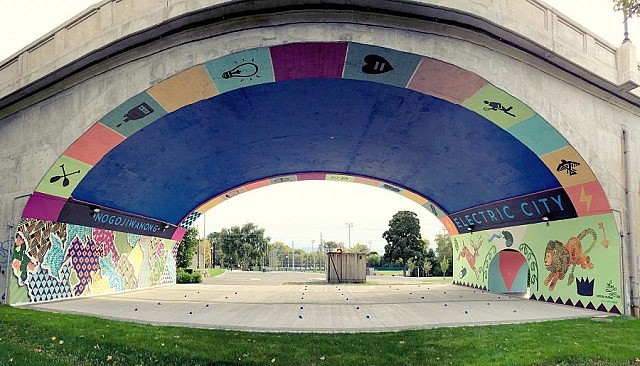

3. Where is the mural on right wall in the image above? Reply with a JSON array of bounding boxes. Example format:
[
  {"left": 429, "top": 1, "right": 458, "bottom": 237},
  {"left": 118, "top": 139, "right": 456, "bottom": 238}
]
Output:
[{"left": 452, "top": 213, "right": 622, "bottom": 313}]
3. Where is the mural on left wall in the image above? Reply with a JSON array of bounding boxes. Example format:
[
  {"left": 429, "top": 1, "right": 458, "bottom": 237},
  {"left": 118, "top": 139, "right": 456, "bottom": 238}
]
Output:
[{"left": 8, "top": 218, "right": 178, "bottom": 305}]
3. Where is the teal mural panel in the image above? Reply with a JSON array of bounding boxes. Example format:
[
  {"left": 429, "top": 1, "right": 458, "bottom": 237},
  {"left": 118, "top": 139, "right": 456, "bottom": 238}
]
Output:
[
  {"left": 507, "top": 114, "right": 569, "bottom": 156},
  {"left": 205, "top": 47, "right": 275, "bottom": 93},
  {"left": 100, "top": 91, "right": 167, "bottom": 137},
  {"left": 487, "top": 255, "right": 508, "bottom": 293},
  {"left": 343, "top": 43, "right": 422, "bottom": 87}
]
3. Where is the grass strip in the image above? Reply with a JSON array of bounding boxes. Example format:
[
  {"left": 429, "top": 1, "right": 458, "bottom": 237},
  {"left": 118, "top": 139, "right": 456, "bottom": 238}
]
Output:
[{"left": 1, "top": 305, "right": 639, "bottom": 365}]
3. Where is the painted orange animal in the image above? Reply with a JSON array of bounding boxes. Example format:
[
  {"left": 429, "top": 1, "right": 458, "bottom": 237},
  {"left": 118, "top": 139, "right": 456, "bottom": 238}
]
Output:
[
  {"left": 457, "top": 237, "right": 483, "bottom": 279},
  {"left": 543, "top": 228, "right": 597, "bottom": 291}
]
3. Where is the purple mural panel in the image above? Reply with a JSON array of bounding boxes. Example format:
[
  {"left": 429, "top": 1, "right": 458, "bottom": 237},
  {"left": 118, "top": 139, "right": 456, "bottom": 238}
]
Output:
[
  {"left": 22, "top": 192, "right": 67, "bottom": 221},
  {"left": 296, "top": 172, "right": 327, "bottom": 181},
  {"left": 67, "top": 236, "right": 102, "bottom": 296},
  {"left": 270, "top": 42, "right": 348, "bottom": 81}
]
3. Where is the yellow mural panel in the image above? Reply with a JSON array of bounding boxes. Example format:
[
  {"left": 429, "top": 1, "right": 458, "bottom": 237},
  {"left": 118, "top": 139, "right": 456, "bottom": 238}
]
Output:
[
  {"left": 326, "top": 174, "right": 354, "bottom": 182},
  {"left": 401, "top": 190, "right": 426, "bottom": 205},
  {"left": 540, "top": 146, "right": 596, "bottom": 187},
  {"left": 88, "top": 272, "right": 113, "bottom": 295},
  {"left": 129, "top": 243, "right": 145, "bottom": 278},
  {"left": 148, "top": 65, "right": 218, "bottom": 112}
]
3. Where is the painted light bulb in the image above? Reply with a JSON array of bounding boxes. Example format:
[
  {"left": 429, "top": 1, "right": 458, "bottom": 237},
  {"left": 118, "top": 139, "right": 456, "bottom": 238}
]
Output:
[{"left": 222, "top": 62, "right": 258, "bottom": 79}]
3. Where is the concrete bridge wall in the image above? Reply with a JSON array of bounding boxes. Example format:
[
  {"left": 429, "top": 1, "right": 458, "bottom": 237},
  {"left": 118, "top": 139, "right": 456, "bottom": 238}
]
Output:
[{"left": 0, "top": 0, "right": 638, "bottom": 312}]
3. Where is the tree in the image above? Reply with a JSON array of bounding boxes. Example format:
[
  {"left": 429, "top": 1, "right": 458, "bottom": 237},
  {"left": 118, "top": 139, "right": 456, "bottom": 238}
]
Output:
[
  {"left": 613, "top": 0, "right": 640, "bottom": 18},
  {"left": 382, "top": 211, "right": 422, "bottom": 276},
  {"left": 197, "top": 239, "right": 211, "bottom": 267},
  {"left": 439, "top": 257, "right": 450, "bottom": 278},
  {"left": 176, "top": 227, "right": 199, "bottom": 268},
  {"left": 216, "top": 223, "right": 270, "bottom": 271},
  {"left": 434, "top": 233, "right": 453, "bottom": 276},
  {"left": 367, "top": 251, "right": 381, "bottom": 267},
  {"left": 267, "top": 241, "right": 291, "bottom": 270},
  {"left": 323, "top": 240, "right": 342, "bottom": 252},
  {"left": 349, "top": 243, "right": 370, "bottom": 254},
  {"left": 424, "top": 247, "right": 439, "bottom": 276},
  {"left": 207, "top": 232, "right": 225, "bottom": 267},
  {"left": 422, "top": 260, "right": 432, "bottom": 276}
]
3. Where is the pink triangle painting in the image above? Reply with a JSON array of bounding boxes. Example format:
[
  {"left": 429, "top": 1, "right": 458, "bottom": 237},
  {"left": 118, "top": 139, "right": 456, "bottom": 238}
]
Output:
[{"left": 498, "top": 250, "right": 527, "bottom": 292}]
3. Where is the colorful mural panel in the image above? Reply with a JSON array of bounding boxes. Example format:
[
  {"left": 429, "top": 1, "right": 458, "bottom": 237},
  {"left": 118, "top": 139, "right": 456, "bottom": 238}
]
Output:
[
  {"left": 8, "top": 218, "right": 178, "bottom": 305},
  {"left": 453, "top": 213, "right": 622, "bottom": 313}
]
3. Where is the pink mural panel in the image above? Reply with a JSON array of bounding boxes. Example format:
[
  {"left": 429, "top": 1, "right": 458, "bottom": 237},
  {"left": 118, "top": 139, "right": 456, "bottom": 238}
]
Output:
[
  {"left": 408, "top": 58, "right": 486, "bottom": 104},
  {"left": 64, "top": 123, "right": 125, "bottom": 166},
  {"left": 297, "top": 172, "right": 327, "bottom": 180},
  {"left": 171, "top": 226, "right": 187, "bottom": 241},
  {"left": 565, "top": 181, "right": 611, "bottom": 217}
]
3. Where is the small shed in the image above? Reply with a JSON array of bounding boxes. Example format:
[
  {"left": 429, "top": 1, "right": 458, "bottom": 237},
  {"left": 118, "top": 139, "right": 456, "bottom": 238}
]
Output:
[{"left": 326, "top": 252, "right": 367, "bottom": 283}]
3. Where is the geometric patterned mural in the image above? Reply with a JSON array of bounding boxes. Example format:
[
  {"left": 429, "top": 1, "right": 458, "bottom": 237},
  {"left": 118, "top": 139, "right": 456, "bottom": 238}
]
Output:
[{"left": 9, "top": 218, "right": 178, "bottom": 305}]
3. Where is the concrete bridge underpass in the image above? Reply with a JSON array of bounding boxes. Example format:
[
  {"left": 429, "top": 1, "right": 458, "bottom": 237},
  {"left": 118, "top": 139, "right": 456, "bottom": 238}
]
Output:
[{"left": 0, "top": 0, "right": 638, "bottom": 318}]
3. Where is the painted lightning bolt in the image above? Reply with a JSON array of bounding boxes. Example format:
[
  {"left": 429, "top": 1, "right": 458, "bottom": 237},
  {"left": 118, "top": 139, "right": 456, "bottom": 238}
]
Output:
[{"left": 579, "top": 186, "right": 593, "bottom": 212}]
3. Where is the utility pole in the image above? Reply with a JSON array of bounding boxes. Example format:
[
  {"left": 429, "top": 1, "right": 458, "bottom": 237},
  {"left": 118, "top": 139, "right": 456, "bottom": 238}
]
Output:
[
  {"left": 292, "top": 240, "right": 295, "bottom": 271},
  {"left": 320, "top": 232, "right": 324, "bottom": 270},
  {"left": 346, "top": 222, "right": 353, "bottom": 249},
  {"left": 311, "top": 240, "right": 315, "bottom": 271}
]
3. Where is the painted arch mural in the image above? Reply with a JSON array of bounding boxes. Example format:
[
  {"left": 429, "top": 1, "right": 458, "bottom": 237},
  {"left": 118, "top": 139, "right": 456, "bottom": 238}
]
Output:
[{"left": 10, "top": 41, "right": 621, "bottom": 313}]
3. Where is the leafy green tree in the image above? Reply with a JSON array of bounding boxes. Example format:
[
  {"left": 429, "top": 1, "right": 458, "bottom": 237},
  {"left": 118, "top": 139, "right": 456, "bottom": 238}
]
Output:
[
  {"left": 613, "top": 0, "right": 640, "bottom": 17},
  {"left": 367, "top": 252, "right": 381, "bottom": 267},
  {"left": 207, "top": 232, "right": 224, "bottom": 267},
  {"left": 434, "top": 233, "right": 453, "bottom": 276},
  {"left": 268, "top": 241, "right": 292, "bottom": 269},
  {"left": 176, "top": 227, "right": 199, "bottom": 268},
  {"left": 440, "top": 257, "right": 450, "bottom": 278},
  {"left": 382, "top": 211, "right": 422, "bottom": 276},
  {"left": 406, "top": 239, "right": 434, "bottom": 277},
  {"left": 349, "top": 243, "right": 370, "bottom": 254},
  {"left": 293, "top": 248, "right": 307, "bottom": 269},
  {"left": 216, "top": 223, "right": 270, "bottom": 270},
  {"left": 422, "top": 260, "right": 432, "bottom": 276},
  {"left": 323, "top": 240, "right": 342, "bottom": 252},
  {"left": 424, "top": 247, "right": 439, "bottom": 276}
]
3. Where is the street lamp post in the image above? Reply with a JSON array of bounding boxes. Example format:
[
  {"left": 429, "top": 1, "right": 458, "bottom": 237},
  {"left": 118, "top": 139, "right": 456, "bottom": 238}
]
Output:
[
  {"left": 346, "top": 222, "right": 353, "bottom": 249},
  {"left": 415, "top": 255, "right": 419, "bottom": 278}
]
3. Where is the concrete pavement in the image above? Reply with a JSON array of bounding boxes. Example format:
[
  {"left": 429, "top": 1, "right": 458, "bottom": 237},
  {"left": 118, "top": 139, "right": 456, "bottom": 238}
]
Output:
[{"left": 22, "top": 271, "right": 608, "bottom": 333}]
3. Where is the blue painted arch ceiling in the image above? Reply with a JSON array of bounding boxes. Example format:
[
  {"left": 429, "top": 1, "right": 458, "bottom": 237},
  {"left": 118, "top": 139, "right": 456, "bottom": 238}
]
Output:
[
  {"left": 24, "top": 42, "right": 610, "bottom": 238},
  {"left": 76, "top": 78, "right": 558, "bottom": 222}
]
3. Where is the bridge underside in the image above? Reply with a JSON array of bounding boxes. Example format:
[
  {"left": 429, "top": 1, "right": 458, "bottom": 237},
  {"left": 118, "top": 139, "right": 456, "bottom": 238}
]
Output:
[{"left": 9, "top": 42, "right": 623, "bottom": 314}]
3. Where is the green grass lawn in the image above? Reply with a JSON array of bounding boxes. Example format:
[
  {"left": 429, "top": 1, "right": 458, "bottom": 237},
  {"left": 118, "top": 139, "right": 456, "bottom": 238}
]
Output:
[
  {"left": 374, "top": 269, "right": 404, "bottom": 276},
  {"left": 206, "top": 268, "right": 226, "bottom": 277},
  {"left": 1, "top": 305, "right": 639, "bottom": 365}
]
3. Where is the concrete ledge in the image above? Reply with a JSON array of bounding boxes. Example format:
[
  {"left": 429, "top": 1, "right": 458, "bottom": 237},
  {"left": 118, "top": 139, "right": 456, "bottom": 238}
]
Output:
[{"left": 0, "top": 0, "right": 638, "bottom": 113}]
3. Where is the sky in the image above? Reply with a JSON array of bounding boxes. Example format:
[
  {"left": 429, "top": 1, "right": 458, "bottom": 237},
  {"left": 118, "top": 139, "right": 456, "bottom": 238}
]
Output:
[{"left": 0, "top": 0, "right": 636, "bottom": 253}]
